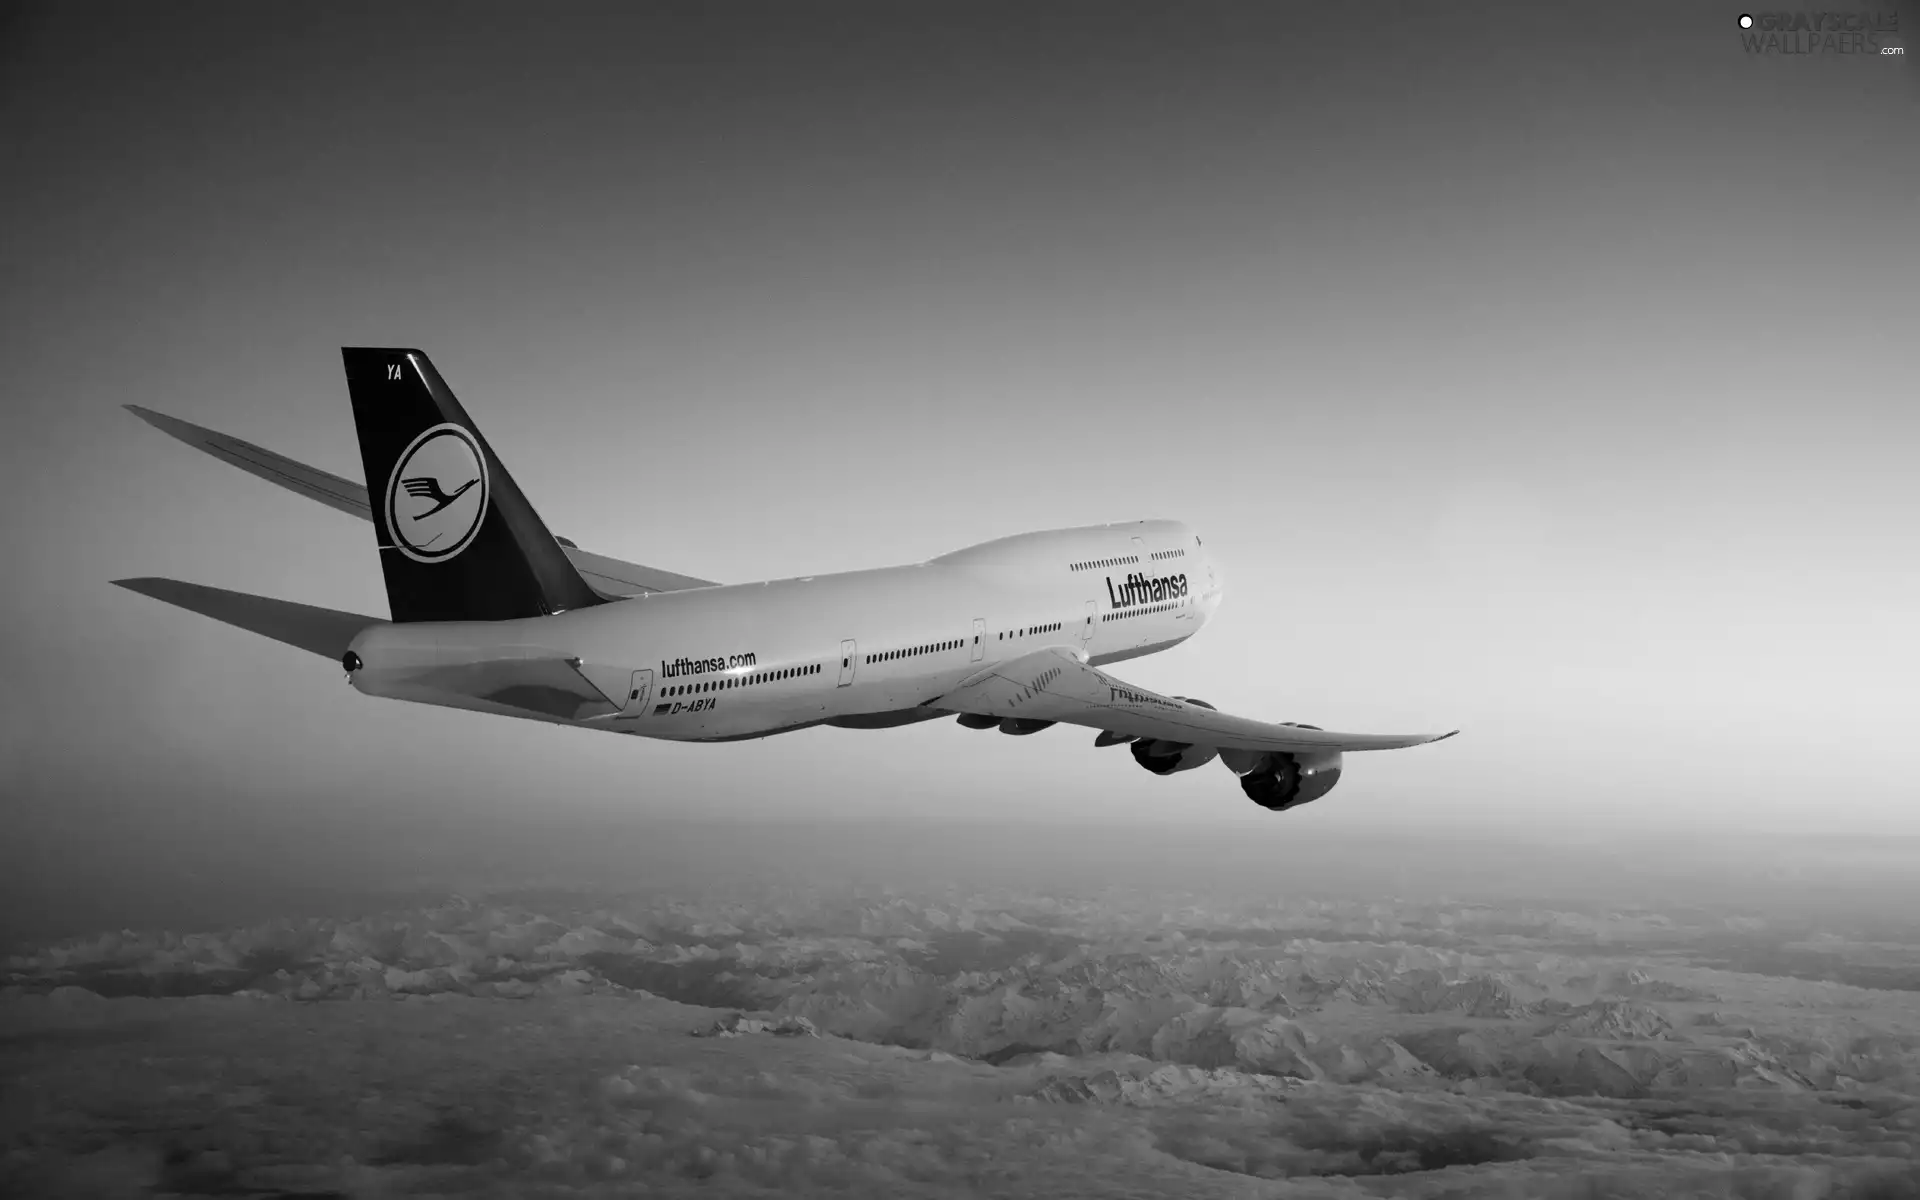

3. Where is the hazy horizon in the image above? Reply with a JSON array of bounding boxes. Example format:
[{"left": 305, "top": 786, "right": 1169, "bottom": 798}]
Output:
[
  {"left": 3, "top": 1, "right": 1917, "bottom": 917},
  {"left": 8, "top": 808, "right": 1920, "bottom": 954}
]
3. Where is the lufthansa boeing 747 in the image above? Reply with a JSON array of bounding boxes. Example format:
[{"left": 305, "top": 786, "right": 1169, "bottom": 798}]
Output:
[{"left": 118, "top": 349, "right": 1455, "bottom": 812}]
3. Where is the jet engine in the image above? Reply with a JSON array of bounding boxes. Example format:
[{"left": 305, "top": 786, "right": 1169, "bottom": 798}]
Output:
[
  {"left": 999, "top": 718, "right": 1056, "bottom": 735},
  {"left": 1127, "top": 697, "right": 1219, "bottom": 774},
  {"left": 954, "top": 714, "right": 1058, "bottom": 735},
  {"left": 1219, "top": 724, "right": 1342, "bottom": 812},
  {"left": 1130, "top": 739, "right": 1220, "bottom": 775}
]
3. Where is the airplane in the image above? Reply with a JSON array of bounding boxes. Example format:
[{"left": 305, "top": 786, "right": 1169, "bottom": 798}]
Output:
[{"left": 117, "top": 348, "right": 1456, "bottom": 813}]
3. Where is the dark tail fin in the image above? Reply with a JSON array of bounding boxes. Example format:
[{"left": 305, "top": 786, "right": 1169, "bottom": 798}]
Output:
[{"left": 341, "top": 348, "right": 607, "bottom": 623}]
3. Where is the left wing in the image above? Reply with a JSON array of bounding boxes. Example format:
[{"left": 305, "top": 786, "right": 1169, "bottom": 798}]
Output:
[{"left": 930, "top": 647, "right": 1456, "bottom": 753}]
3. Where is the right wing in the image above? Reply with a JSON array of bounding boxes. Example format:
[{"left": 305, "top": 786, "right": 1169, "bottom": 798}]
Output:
[
  {"left": 125, "top": 405, "right": 718, "bottom": 596},
  {"left": 932, "top": 646, "right": 1457, "bottom": 754}
]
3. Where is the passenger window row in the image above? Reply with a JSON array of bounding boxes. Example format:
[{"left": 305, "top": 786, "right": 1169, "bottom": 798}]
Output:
[
  {"left": 1150, "top": 549, "right": 1187, "bottom": 561},
  {"left": 998, "top": 622, "right": 1062, "bottom": 641},
  {"left": 866, "top": 639, "right": 963, "bottom": 666},
  {"left": 1068, "top": 555, "right": 1140, "bottom": 572},
  {"left": 1101, "top": 602, "right": 1179, "bottom": 623},
  {"left": 663, "top": 662, "right": 819, "bottom": 697}
]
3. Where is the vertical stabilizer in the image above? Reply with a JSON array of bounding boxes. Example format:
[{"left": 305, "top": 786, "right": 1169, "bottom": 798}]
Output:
[{"left": 340, "top": 348, "right": 606, "bottom": 623}]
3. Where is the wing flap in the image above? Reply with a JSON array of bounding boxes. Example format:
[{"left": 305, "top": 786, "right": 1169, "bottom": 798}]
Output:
[
  {"left": 126, "top": 405, "right": 720, "bottom": 594},
  {"left": 931, "top": 647, "right": 1456, "bottom": 754}
]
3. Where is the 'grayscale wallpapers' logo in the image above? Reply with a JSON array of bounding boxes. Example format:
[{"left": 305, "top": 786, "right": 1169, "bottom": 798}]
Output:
[
  {"left": 1738, "top": 10, "right": 1904, "bottom": 54},
  {"left": 384, "top": 423, "right": 490, "bottom": 563}
]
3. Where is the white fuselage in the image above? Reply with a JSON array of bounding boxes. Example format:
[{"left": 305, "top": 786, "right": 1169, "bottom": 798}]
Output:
[{"left": 347, "top": 519, "right": 1222, "bottom": 742}]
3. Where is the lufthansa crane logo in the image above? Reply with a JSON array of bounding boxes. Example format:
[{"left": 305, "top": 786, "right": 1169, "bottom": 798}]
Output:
[{"left": 384, "top": 423, "right": 489, "bottom": 563}]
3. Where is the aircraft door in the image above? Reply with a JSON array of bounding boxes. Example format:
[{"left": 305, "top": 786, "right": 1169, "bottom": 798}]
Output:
[
  {"left": 1080, "top": 599, "right": 1096, "bottom": 644},
  {"left": 838, "top": 639, "right": 857, "bottom": 687},
  {"left": 970, "top": 618, "right": 986, "bottom": 661},
  {"left": 618, "top": 669, "right": 653, "bottom": 719}
]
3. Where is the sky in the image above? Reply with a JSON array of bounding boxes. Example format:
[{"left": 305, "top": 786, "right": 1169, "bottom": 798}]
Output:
[{"left": 2, "top": 1, "right": 1917, "bottom": 908}]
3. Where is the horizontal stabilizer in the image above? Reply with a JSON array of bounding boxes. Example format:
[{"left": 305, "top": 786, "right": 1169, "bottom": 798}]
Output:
[
  {"left": 112, "top": 577, "right": 383, "bottom": 661},
  {"left": 125, "top": 404, "right": 719, "bottom": 596}
]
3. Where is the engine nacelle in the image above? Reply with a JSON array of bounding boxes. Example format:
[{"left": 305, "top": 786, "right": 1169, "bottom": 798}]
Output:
[
  {"left": 1220, "top": 724, "right": 1344, "bottom": 812},
  {"left": 1128, "top": 697, "right": 1220, "bottom": 774},
  {"left": 1130, "top": 739, "right": 1220, "bottom": 775},
  {"left": 999, "top": 718, "right": 1055, "bottom": 736}
]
